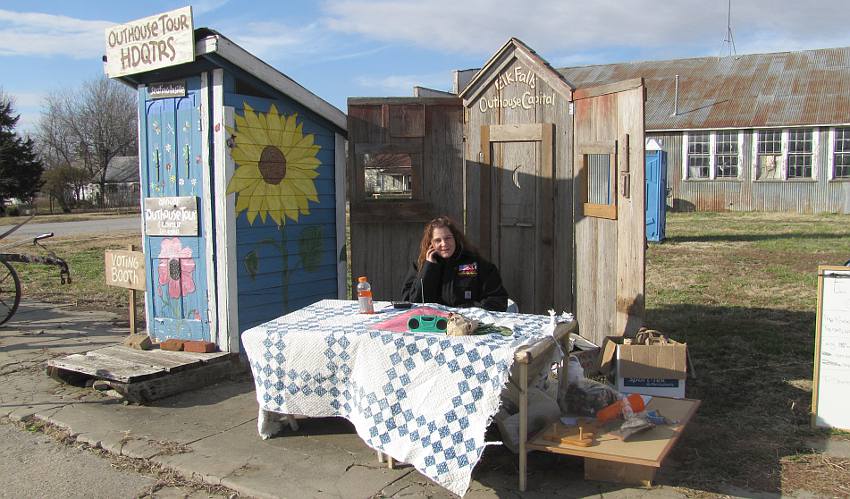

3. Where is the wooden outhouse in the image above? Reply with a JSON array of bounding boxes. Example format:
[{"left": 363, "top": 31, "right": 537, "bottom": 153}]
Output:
[
  {"left": 348, "top": 39, "right": 646, "bottom": 345},
  {"left": 110, "top": 14, "right": 346, "bottom": 353}
]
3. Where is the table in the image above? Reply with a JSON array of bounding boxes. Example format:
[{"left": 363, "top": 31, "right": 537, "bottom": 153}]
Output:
[
  {"left": 241, "top": 299, "right": 572, "bottom": 496},
  {"left": 523, "top": 396, "right": 701, "bottom": 488}
]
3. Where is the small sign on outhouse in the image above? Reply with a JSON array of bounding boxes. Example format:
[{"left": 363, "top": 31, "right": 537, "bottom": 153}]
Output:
[{"left": 106, "top": 8, "right": 348, "bottom": 353}]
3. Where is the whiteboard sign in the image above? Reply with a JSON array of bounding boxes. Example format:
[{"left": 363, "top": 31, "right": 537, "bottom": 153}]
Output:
[
  {"left": 812, "top": 266, "right": 850, "bottom": 430},
  {"left": 104, "top": 6, "right": 195, "bottom": 78}
]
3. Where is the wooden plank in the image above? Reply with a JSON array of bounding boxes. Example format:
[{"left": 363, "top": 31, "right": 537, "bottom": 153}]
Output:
[
  {"left": 584, "top": 458, "right": 657, "bottom": 486},
  {"left": 540, "top": 123, "right": 555, "bottom": 314},
  {"left": 91, "top": 346, "right": 196, "bottom": 372},
  {"left": 584, "top": 203, "right": 617, "bottom": 220},
  {"left": 348, "top": 97, "right": 462, "bottom": 106},
  {"left": 48, "top": 354, "right": 164, "bottom": 383},
  {"left": 514, "top": 50, "right": 574, "bottom": 100},
  {"left": 489, "top": 124, "right": 544, "bottom": 142},
  {"left": 104, "top": 356, "right": 241, "bottom": 404},
  {"left": 574, "top": 78, "right": 644, "bottom": 101},
  {"left": 527, "top": 397, "right": 700, "bottom": 467},
  {"left": 424, "top": 104, "right": 465, "bottom": 224},
  {"left": 479, "top": 125, "right": 491, "bottom": 259},
  {"left": 349, "top": 201, "right": 433, "bottom": 223},
  {"left": 389, "top": 104, "right": 425, "bottom": 138},
  {"left": 615, "top": 86, "right": 646, "bottom": 337}
]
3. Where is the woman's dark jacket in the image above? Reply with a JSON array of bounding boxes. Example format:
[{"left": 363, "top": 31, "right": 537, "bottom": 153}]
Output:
[{"left": 400, "top": 249, "right": 508, "bottom": 311}]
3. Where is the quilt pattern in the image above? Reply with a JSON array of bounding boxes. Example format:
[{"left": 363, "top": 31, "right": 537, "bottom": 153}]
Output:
[{"left": 242, "top": 299, "right": 561, "bottom": 496}]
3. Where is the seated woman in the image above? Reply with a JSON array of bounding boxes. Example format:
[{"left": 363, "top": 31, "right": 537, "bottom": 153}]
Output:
[{"left": 401, "top": 216, "right": 508, "bottom": 312}]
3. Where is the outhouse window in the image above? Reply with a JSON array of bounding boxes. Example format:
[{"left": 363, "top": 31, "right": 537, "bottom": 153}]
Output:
[
  {"left": 580, "top": 141, "right": 617, "bottom": 220},
  {"left": 362, "top": 152, "right": 415, "bottom": 199},
  {"left": 831, "top": 127, "right": 850, "bottom": 179}
]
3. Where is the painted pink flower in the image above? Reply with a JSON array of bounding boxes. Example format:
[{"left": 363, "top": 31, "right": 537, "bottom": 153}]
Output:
[{"left": 157, "top": 237, "right": 196, "bottom": 298}]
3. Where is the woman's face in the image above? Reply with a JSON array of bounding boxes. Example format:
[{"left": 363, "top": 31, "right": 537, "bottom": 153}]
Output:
[{"left": 430, "top": 226, "right": 456, "bottom": 259}]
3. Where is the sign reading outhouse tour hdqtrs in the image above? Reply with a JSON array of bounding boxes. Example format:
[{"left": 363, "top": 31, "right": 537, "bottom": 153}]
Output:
[
  {"left": 144, "top": 196, "right": 199, "bottom": 236},
  {"left": 104, "top": 6, "right": 195, "bottom": 78},
  {"left": 104, "top": 250, "right": 146, "bottom": 291},
  {"left": 148, "top": 81, "right": 187, "bottom": 99}
]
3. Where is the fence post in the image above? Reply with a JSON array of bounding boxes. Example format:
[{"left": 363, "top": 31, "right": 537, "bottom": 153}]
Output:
[{"left": 128, "top": 244, "right": 137, "bottom": 335}]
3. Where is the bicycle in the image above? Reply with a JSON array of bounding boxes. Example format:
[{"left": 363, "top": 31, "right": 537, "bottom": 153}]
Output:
[{"left": 0, "top": 227, "right": 71, "bottom": 326}]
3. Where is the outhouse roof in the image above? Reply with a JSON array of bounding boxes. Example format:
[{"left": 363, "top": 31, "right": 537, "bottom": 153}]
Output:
[
  {"left": 194, "top": 29, "right": 347, "bottom": 133},
  {"left": 557, "top": 46, "right": 850, "bottom": 131}
]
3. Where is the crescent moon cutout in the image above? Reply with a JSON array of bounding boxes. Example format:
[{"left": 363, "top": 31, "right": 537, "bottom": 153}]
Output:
[{"left": 512, "top": 165, "right": 521, "bottom": 189}]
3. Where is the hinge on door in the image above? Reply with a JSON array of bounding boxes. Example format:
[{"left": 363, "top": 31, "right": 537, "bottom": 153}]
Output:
[{"left": 569, "top": 102, "right": 574, "bottom": 115}]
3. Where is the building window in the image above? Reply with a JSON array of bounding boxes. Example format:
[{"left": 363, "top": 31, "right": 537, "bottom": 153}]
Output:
[
  {"left": 715, "top": 131, "right": 739, "bottom": 178},
  {"left": 832, "top": 127, "right": 850, "bottom": 179},
  {"left": 755, "top": 130, "right": 783, "bottom": 180},
  {"left": 787, "top": 128, "right": 813, "bottom": 178},
  {"left": 687, "top": 132, "right": 710, "bottom": 179},
  {"left": 754, "top": 128, "right": 818, "bottom": 180},
  {"left": 683, "top": 130, "right": 742, "bottom": 180}
]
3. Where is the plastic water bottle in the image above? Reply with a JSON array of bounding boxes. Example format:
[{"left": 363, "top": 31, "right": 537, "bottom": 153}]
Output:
[{"left": 356, "top": 276, "right": 374, "bottom": 314}]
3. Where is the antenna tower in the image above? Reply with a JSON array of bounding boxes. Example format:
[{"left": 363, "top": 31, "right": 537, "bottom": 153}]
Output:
[{"left": 721, "top": 0, "right": 737, "bottom": 57}]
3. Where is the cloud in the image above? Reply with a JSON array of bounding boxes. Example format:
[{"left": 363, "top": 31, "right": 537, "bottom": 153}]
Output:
[
  {"left": 0, "top": 9, "right": 112, "bottom": 58},
  {"left": 191, "top": 0, "right": 230, "bottom": 16},
  {"left": 321, "top": 0, "right": 850, "bottom": 60},
  {"left": 355, "top": 72, "right": 450, "bottom": 94}
]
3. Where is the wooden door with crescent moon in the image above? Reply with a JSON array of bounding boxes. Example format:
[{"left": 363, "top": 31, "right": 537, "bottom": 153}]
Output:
[{"left": 480, "top": 123, "right": 554, "bottom": 314}]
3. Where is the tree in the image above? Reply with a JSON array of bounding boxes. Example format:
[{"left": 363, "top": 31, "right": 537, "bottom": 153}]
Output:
[
  {"left": 41, "top": 164, "right": 91, "bottom": 213},
  {"left": 37, "top": 77, "right": 136, "bottom": 207},
  {"left": 0, "top": 91, "right": 43, "bottom": 211}
]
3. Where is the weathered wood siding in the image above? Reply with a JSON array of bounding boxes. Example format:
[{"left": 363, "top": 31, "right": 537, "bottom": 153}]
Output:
[
  {"left": 651, "top": 129, "right": 850, "bottom": 214},
  {"left": 223, "top": 71, "right": 341, "bottom": 331},
  {"left": 464, "top": 53, "right": 575, "bottom": 314},
  {"left": 348, "top": 98, "right": 464, "bottom": 301},
  {"left": 574, "top": 81, "right": 646, "bottom": 345}
]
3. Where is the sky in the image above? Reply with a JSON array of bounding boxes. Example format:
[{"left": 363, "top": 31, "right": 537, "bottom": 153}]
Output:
[{"left": 3, "top": 0, "right": 850, "bottom": 134}]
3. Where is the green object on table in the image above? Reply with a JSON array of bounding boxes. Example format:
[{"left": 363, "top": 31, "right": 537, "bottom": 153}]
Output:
[{"left": 473, "top": 324, "right": 513, "bottom": 336}]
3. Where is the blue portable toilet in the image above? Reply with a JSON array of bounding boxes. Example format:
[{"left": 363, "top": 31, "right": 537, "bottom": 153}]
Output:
[
  {"left": 109, "top": 11, "right": 347, "bottom": 354},
  {"left": 645, "top": 140, "right": 667, "bottom": 242}
]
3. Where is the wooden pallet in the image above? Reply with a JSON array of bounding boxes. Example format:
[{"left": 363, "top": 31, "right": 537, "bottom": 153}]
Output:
[{"left": 47, "top": 345, "right": 240, "bottom": 403}]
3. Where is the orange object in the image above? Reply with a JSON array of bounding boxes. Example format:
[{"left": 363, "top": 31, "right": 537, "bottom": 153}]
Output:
[{"left": 596, "top": 393, "right": 645, "bottom": 422}]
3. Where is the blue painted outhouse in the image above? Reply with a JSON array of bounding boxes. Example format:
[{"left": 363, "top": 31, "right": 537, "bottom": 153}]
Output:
[
  {"left": 645, "top": 140, "right": 668, "bottom": 243},
  {"left": 115, "top": 28, "right": 347, "bottom": 353}
]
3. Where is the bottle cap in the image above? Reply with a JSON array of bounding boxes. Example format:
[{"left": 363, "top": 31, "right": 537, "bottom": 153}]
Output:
[{"left": 357, "top": 276, "right": 368, "bottom": 282}]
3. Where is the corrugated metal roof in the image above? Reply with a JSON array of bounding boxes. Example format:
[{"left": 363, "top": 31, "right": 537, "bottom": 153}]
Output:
[{"left": 558, "top": 46, "right": 850, "bottom": 131}]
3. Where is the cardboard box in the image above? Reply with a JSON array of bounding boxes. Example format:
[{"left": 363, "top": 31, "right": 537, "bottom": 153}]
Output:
[{"left": 599, "top": 337, "right": 688, "bottom": 398}]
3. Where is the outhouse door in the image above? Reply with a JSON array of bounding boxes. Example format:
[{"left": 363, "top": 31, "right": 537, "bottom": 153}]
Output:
[
  {"left": 573, "top": 79, "right": 646, "bottom": 344},
  {"left": 140, "top": 77, "right": 213, "bottom": 342},
  {"left": 479, "top": 124, "right": 554, "bottom": 314}
]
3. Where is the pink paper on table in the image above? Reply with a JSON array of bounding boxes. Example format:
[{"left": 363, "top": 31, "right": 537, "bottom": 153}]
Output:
[{"left": 372, "top": 307, "right": 449, "bottom": 333}]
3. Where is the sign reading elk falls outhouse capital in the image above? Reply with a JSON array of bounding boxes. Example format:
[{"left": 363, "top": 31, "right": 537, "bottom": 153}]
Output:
[
  {"left": 144, "top": 196, "right": 199, "bottom": 236},
  {"left": 104, "top": 6, "right": 195, "bottom": 78}
]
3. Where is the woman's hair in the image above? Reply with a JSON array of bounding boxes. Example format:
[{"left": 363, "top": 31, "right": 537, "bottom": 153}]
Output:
[{"left": 416, "top": 216, "right": 476, "bottom": 270}]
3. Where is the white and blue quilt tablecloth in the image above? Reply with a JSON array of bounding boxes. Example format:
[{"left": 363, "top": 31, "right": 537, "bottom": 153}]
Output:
[{"left": 242, "top": 299, "right": 558, "bottom": 496}]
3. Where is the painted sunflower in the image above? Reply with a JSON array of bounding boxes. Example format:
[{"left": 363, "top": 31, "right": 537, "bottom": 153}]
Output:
[{"left": 226, "top": 103, "right": 321, "bottom": 226}]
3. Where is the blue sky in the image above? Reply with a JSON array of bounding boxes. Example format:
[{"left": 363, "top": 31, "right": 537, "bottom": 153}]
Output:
[{"left": 3, "top": 0, "right": 850, "bottom": 134}]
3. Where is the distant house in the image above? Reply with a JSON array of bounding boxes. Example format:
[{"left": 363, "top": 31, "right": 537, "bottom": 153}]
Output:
[
  {"left": 453, "top": 46, "right": 850, "bottom": 214},
  {"left": 81, "top": 156, "right": 140, "bottom": 208}
]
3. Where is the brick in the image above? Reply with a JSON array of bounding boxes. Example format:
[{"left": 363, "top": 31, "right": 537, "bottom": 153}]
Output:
[
  {"left": 122, "top": 334, "right": 153, "bottom": 350},
  {"left": 183, "top": 340, "right": 217, "bottom": 353},
  {"left": 159, "top": 339, "right": 185, "bottom": 351}
]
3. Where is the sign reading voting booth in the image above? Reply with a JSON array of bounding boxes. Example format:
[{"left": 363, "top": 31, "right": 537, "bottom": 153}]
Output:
[
  {"left": 104, "top": 6, "right": 194, "bottom": 78},
  {"left": 104, "top": 250, "right": 146, "bottom": 291}
]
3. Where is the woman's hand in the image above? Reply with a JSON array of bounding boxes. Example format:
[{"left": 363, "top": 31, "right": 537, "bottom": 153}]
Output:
[{"left": 425, "top": 246, "right": 438, "bottom": 263}]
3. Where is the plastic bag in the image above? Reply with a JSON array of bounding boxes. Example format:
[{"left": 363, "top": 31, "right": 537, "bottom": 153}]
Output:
[{"left": 558, "top": 355, "right": 620, "bottom": 416}]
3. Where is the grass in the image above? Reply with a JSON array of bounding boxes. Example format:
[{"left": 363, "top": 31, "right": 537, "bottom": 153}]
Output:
[
  {"left": 5, "top": 210, "right": 850, "bottom": 495},
  {"left": 647, "top": 211, "right": 850, "bottom": 496},
  {"left": 8, "top": 233, "right": 144, "bottom": 314}
]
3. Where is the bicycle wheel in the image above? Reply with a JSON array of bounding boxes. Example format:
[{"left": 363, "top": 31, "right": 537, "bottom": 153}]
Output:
[{"left": 0, "top": 260, "right": 21, "bottom": 326}]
